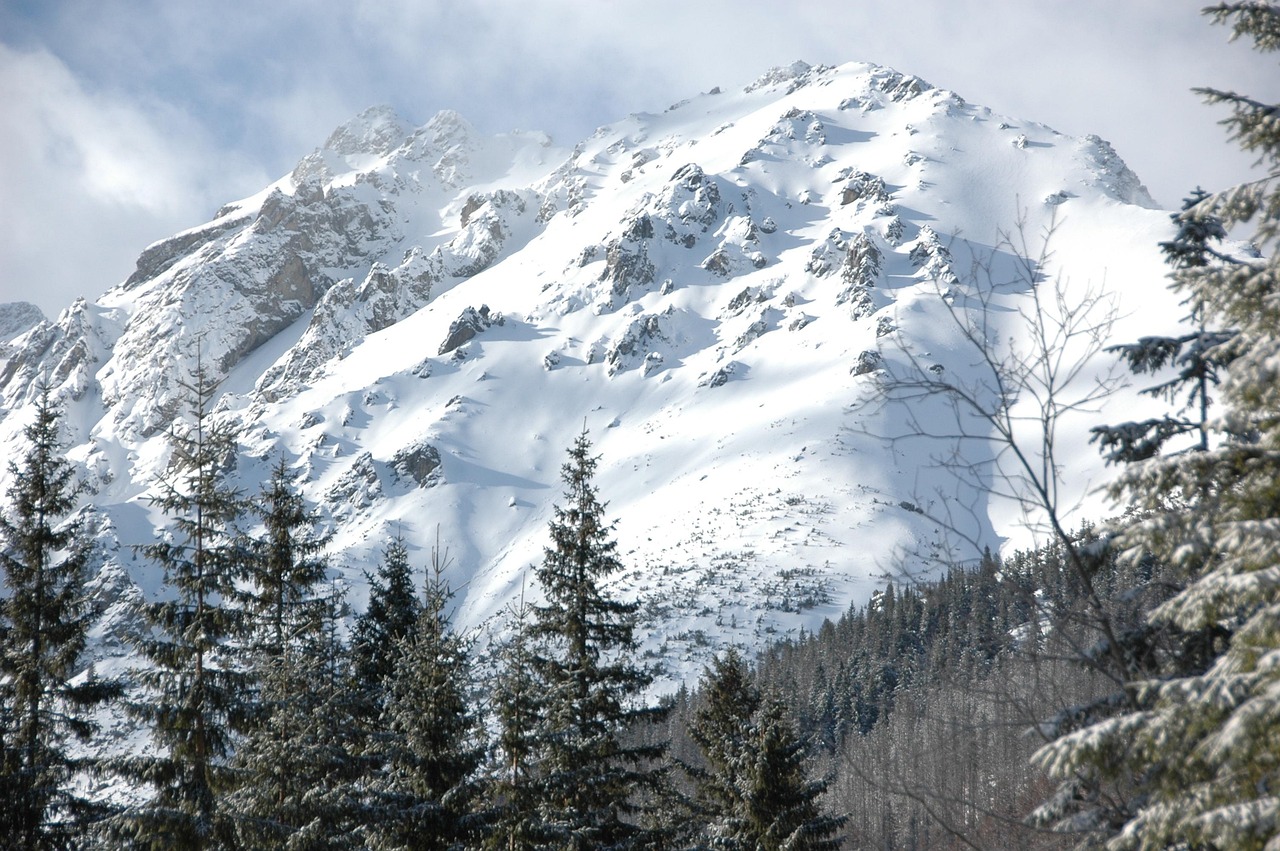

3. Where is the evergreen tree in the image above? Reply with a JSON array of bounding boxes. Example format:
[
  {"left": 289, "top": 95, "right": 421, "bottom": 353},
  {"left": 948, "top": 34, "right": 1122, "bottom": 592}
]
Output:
[
  {"left": 690, "top": 652, "right": 843, "bottom": 851},
  {"left": 351, "top": 532, "right": 420, "bottom": 707},
  {"left": 366, "top": 543, "right": 485, "bottom": 851},
  {"left": 229, "top": 585, "right": 369, "bottom": 850},
  {"left": 516, "top": 430, "right": 668, "bottom": 850},
  {"left": 485, "top": 588, "right": 543, "bottom": 851},
  {"left": 1035, "top": 5, "right": 1280, "bottom": 848},
  {"left": 244, "top": 457, "right": 330, "bottom": 662},
  {"left": 0, "top": 386, "right": 117, "bottom": 849},
  {"left": 105, "top": 363, "right": 252, "bottom": 850},
  {"left": 1091, "top": 187, "right": 1237, "bottom": 463},
  {"left": 687, "top": 649, "right": 761, "bottom": 847}
]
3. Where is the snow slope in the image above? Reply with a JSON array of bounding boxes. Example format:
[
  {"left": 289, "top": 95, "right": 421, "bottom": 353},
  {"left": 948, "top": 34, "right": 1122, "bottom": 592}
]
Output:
[{"left": 0, "top": 61, "right": 1183, "bottom": 685}]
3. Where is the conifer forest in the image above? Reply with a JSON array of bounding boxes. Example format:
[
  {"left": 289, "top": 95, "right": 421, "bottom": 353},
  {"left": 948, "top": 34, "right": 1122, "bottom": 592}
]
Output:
[{"left": 2, "top": 6, "right": 1279, "bottom": 849}]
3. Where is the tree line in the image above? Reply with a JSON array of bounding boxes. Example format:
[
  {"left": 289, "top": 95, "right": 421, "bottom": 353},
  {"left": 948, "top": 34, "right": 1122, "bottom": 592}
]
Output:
[
  {"left": 3, "top": 3, "right": 1278, "bottom": 849},
  {"left": 0, "top": 385, "right": 843, "bottom": 850}
]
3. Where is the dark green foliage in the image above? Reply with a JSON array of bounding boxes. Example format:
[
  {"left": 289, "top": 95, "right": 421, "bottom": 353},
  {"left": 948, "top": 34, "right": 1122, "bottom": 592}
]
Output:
[
  {"left": 485, "top": 592, "right": 543, "bottom": 851},
  {"left": 688, "top": 650, "right": 843, "bottom": 851},
  {"left": 243, "top": 457, "right": 331, "bottom": 662},
  {"left": 229, "top": 587, "right": 370, "bottom": 850},
  {"left": 738, "top": 699, "right": 844, "bottom": 851},
  {"left": 687, "top": 648, "right": 761, "bottom": 843},
  {"left": 351, "top": 533, "right": 420, "bottom": 706},
  {"left": 0, "top": 386, "right": 118, "bottom": 849},
  {"left": 365, "top": 546, "right": 485, "bottom": 851},
  {"left": 104, "top": 363, "right": 252, "bottom": 850},
  {"left": 1036, "top": 6, "right": 1280, "bottom": 847},
  {"left": 492, "top": 430, "right": 668, "bottom": 851},
  {"left": 1091, "top": 188, "right": 1238, "bottom": 462}
]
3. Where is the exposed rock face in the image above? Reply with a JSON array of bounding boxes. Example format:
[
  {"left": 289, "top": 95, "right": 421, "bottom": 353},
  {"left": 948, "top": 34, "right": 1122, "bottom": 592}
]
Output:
[
  {"left": 0, "top": 60, "right": 1179, "bottom": 717},
  {"left": 439, "top": 305, "right": 503, "bottom": 355},
  {"left": 392, "top": 442, "right": 442, "bottom": 487},
  {"left": 0, "top": 302, "right": 45, "bottom": 341}
]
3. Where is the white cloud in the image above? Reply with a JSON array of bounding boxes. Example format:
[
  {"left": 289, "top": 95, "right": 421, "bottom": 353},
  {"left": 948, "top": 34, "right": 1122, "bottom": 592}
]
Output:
[
  {"left": 0, "top": 43, "right": 268, "bottom": 316},
  {"left": 0, "top": 0, "right": 1272, "bottom": 317}
]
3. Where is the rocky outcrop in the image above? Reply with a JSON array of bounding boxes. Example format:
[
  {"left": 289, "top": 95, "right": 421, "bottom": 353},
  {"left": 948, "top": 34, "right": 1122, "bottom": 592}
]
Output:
[{"left": 439, "top": 305, "right": 503, "bottom": 355}]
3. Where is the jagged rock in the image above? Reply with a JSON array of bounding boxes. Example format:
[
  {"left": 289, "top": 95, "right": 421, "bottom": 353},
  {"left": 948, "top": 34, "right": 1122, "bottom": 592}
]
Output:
[
  {"left": 733, "top": 309, "right": 775, "bottom": 351},
  {"left": 908, "top": 225, "right": 959, "bottom": 287},
  {"left": 839, "top": 171, "right": 891, "bottom": 206},
  {"left": 605, "top": 313, "right": 667, "bottom": 376},
  {"left": 727, "top": 287, "right": 767, "bottom": 316},
  {"left": 851, "top": 350, "right": 883, "bottom": 375},
  {"left": 700, "top": 360, "right": 743, "bottom": 388},
  {"left": 123, "top": 217, "right": 248, "bottom": 289},
  {"left": 327, "top": 451, "right": 382, "bottom": 507},
  {"left": 439, "top": 305, "right": 502, "bottom": 355},
  {"left": 837, "top": 233, "right": 883, "bottom": 319},
  {"left": 391, "top": 442, "right": 442, "bottom": 488},
  {"left": 744, "top": 61, "right": 813, "bottom": 94},
  {"left": 0, "top": 302, "right": 45, "bottom": 340},
  {"left": 658, "top": 164, "right": 721, "bottom": 246}
]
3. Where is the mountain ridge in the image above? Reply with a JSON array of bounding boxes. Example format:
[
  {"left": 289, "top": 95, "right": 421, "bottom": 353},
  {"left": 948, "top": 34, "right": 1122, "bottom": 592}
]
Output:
[{"left": 0, "top": 59, "right": 1178, "bottom": 685}]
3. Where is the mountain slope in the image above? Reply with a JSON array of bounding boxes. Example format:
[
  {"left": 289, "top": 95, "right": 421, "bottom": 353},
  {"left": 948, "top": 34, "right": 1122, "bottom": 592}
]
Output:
[{"left": 0, "top": 60, "right": 1179, "bottom": 684}]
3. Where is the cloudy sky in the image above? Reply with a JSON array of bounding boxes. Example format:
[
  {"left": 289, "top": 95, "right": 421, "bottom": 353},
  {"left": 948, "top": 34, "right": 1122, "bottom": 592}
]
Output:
[{"left": 0, "top": 0, "right": 1272, "bottom": 318}]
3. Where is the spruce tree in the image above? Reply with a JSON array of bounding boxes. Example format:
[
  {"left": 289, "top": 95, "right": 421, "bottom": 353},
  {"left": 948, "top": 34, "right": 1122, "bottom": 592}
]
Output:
[
  {"left": 690, "top": 652, "right": 843, "bottom": 851},
  {"left": 519, "top": 429, "right": 668, "bottom": 850},
  {"left": 1035, "top": 5, "right": 1280, "bottom": 848},
  {"left": 0, "top": 386, "right": 117, "bottom": 849},
  {"left": 1091, "top": 188, "right": 1237, "bottom": 463},
  {"left": 229, "top": 585, "right": 369, "bottom": 850},
  {"left": 366, "top": 544, "right": 485, "bottom": 851},
  {"left": 485, "top": 589, "right": 543, "bottom": 851},
  {"left": 244, "top": 457, "right": 330, "bottom": 662},
  {"left": 688, "top": 648, "right": 761, "bottom": 846},
  {"left": 351, "top": 532, "right": 420, "bottom": 706},
  {"left": 105, "top": 363, "right": 252, "bottom": 850}
]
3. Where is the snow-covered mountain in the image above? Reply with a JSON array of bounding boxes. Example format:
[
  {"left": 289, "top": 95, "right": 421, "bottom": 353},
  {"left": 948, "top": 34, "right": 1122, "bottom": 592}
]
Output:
[{"left": 0, "top": 60, "right": 1181, "bottom": 684}]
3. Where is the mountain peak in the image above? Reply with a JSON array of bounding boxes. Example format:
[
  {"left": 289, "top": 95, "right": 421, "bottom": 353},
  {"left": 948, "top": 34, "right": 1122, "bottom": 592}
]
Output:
[
  {"left": 323, "top": 104, "right": 416, "bottom": 157},
  {"left": 744, "top": 60, "right": 815, "bottom": 93},
  {"left": 0, "top": 56, "right": 1181, "bottom": 695}
]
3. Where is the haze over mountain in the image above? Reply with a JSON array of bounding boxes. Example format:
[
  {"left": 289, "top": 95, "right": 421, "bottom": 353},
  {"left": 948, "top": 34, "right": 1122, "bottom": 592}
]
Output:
[{"left": 0, "top": 59, "right": 1181, "bottom": 685}]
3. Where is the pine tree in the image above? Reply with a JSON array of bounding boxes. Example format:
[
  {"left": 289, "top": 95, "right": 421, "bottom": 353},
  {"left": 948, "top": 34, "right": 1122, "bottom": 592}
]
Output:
[
  {"left": 1091, "top": 188, "right": 1237, "bottom": 463},
  {"left": 105, "top": 363, "right": 252, "bottom": 850},
  {"left": 515, "top": 429, "right": 668, "bottom": 850},
  {"left": 485, "top": 588, "right": 543, "bottom": 851},
  {"left": 229, "top": 585, "right": 370, "bottom": 850},
  {"left": 244, "top": 457, "right": 330, "bottom": 662},
  {"left": 688, "top": 648, "right": 761, "bottom": 847},
  {"left": 351, "top": 532, "right": 420, "bottom": 707},
  {"left": 1035, "top": 5, "right": 1280, "bottom": 848},
  {"left": 689, "top": 652, "right": 843, "bottom": 851},
  {"left": 0, "top": 386, "right": 118, "bottom": 849},
  {"left": 366, "top": 542, "right": 485, "bottom": 851}
]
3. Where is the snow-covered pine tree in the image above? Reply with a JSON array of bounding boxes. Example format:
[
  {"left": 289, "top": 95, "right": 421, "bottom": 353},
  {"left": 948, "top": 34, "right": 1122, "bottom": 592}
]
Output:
[
  {"left": 351, "top": 532, "right": 420, "bottom": 708},
  {"left": 689, "top": 651, "right": 844, "bottom": 851},
  {"left": 1030, "top": 193, "right": 1242, "bottom": 843},
  {"left": 1091, "top": 188, "right": 1237, "bottom": 463},
  {"left": 228, "top": 585, "right": 370, "bottom": 850},
  {"left": 521, "top": 430, "right": 668, "bottom": 850},
  {"left": 688, "top": 648, "right": 761, "bottom": 846},
  {"left": 1035, "top": 4, "right": 1280, "bottom": 848},
  {"left": 742, "top": 699, "right": 845, "bottom": 851},
  {"left": 485, "top": 588, "right": 543, "bottom": 851},
  {"left": 365, "top": 542, "right": 485, "bottom": 851},
  {"left": 104, "top": 362, "right": 252, "bottom": 850},
  {"left": 243, "top": 457, "right": 330, "bottom": 663},
  {"left": 0, "top": 385, "right": 118, "bottom": 850}
]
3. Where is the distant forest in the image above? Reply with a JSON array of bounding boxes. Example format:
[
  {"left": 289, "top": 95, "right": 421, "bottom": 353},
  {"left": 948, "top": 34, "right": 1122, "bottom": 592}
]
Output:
[{"left": 3, "top": 5, "right": 1279, "bottom": 850}]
